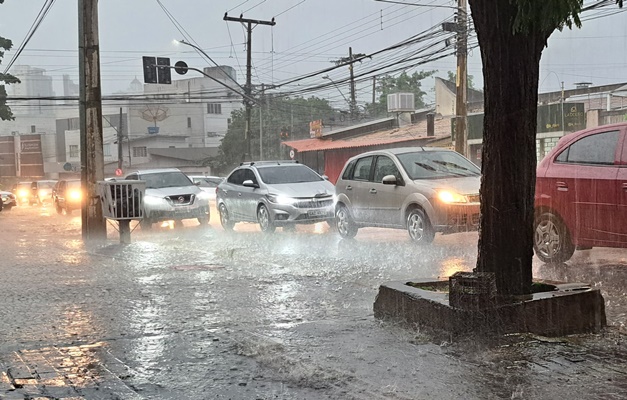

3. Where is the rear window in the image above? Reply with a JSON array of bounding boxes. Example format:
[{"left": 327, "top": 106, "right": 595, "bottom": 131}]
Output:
[{"left": 257, "top": 165, "right": 322, "bottom": 184}]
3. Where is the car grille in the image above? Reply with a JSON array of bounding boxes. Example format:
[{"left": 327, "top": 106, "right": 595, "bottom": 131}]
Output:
[
  {"left": 294, "top": 198, "right": 334, "bottom": 209},
  {"left": 166, "top": 194, "right": 195, "bottom": 206},
  {"left": 467, "top": 194, "right": 480, "bottom": 203}
]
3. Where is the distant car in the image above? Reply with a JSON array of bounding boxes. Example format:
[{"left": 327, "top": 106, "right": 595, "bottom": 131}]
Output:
[
  {"left": 0, "top": 191, "right": 17, "bottom": 211},
  {"left": 534, "top": 123, "right": 627, "bottom": 263},
  {"left": 187, "top": 175, "right": 223, "bottom": 206},
  {"left": 125, "top": 168, "right": 211, "bottom": 229},
  {"left": 31, "top": 180, "right": 57, "bottom": 205},
  {"left": 53, "top": 179, "right": 82, "bottom": 215},
  {"left": 335, "top": 147, "right": 481, "bottom": 244},
  {"left": 12, "top": 182, "right": 34, "bottom": 205},
  {"left": 216, "top": 161, "right": 335, "bottom": 232}
]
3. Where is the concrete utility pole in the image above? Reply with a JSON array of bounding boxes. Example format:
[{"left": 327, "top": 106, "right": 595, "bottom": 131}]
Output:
[
  {"left": 349, "top": 47, "right": 357, "bottom": 118},
  {"left": 454, "top": 0, "right": 468, "bottom": 157},
  {"left": 117, "top": 107, "right": 123, "bottom": 169},
  {"left": 78, "top": 0, "right": 106, "bottom": 241},
  {"left": 223, "top": 13, "right": 275, "bottom": 161}
]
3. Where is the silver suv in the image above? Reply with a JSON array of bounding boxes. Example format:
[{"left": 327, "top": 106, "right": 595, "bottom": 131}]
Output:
[
  {"left": 125, "top": 168, "right": 211, "bottom": 229},
  {"left": 216, "top": 161, "right": 335, "bottom": 232},
  {"left": 335, "top": 147, "right": 481, "bottom": 244}
]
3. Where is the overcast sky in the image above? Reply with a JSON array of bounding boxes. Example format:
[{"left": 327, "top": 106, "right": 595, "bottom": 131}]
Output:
[{"left": 1, "top": 0, "right": 626, "bottom": 108}]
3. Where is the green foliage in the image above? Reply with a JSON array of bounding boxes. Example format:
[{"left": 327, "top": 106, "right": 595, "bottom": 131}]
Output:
[
  {"left": 209, "top": 96, "right": 336, "bottom": 173},
  {"left": 512, "top": 0, "right": 622, "bottom": 36},
  {"left": 1, "top": 3, "right": 20, "bottom": 121},
  {"left": 365, "top": 70, "right": 435, "bottom": 118},
  {"left": 446, "top": 70, "right": 475, "bottom": 90}
]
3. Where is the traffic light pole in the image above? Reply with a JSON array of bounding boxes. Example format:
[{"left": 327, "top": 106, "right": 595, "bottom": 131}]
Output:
[
  {"left": 224, "top": 13, "right": 275, "bottom": 162},
  {"left": 78, "top": 0, "right": 106, "bottom": 241}
]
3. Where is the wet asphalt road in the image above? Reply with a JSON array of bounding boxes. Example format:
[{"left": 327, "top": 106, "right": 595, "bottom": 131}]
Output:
[{"left": 0, "top": 204, "right": 626, "bottom": 399}]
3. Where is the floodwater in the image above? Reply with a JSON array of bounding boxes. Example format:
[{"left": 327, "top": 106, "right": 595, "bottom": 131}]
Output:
[{"left": 0, "top": 205, "right": 626, "bottom": 399}]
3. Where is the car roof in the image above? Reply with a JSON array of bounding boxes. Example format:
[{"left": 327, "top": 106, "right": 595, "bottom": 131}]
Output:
[
  {"left": 131, "top": 168, "right": 182, "bottom": 175},
  {"left": 346, "top": 146, "right": 454, "bottom": 160},
  {"left": 239, "top": 161, "right": 304, "bottom": 170},
  {"left": 187, "top": 175, "right": 222, "bottom": 179}
]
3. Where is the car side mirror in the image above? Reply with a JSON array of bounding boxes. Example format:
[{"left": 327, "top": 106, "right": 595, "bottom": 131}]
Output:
[
  {"left": 243, "top": 180, "right": 259, "bottom": 188},
  {"left": 382, "top": 175, "right": 398, "bottom": 185},
  {"left": 322, "top": 175, "right": 329, "bottom": 180},
  {"left": 193, "top": 181, "right": 201, "bottom": 186}
]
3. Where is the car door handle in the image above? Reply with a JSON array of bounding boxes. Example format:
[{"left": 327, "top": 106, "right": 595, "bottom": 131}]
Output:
[
  {"left": 346, "top": 185, "right": 352, "bottom": 190},
  {"left": 623, "top": 183, "right": 627, "bottom": 191},
  {"left": 556, "top": 181, "right": 568, "bottom": 192},
  {"left": 238, "top": 193, "right": 242, "bottom": 197},
  {"left": 369, "top": 188, "right": 377, "bottom": 194}
]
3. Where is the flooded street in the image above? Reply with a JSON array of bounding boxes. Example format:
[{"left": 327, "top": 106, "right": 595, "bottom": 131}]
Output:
[{"left": 1, "top": 206, "right": 626, "bottom": 399}]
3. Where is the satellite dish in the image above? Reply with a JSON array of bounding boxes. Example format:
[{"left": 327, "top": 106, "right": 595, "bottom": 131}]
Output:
[{"left": 140, "top": 105, "right": 169, "bottom": 124}]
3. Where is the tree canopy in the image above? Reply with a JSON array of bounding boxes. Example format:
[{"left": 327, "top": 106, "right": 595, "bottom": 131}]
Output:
[
  {"left": 365, "top": 70, "right": 435, "bottom": 118},
  {"left": 208, "top": 96, "right": 336, "bottom": 174},
  {"left": 0, "top": 0, "right": 20, "bottom": 121}
]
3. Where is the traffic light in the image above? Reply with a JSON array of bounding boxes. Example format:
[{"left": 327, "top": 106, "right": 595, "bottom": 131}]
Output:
[
  {"left": 279, "top": 127, "right": 290, "bottom": 141},
  {"left": 142, "top": 56, "right": 171, "bottom": 84}
]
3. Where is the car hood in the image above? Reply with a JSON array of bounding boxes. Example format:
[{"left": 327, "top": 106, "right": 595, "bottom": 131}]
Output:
[
  {"left": 268, "top": 181, "right": 335, "bottom": 198},
  {"left": 413, "top": 175, "right": 480, "bottom": 195},
  {"left": 146, "top": 186, "right": 202, "bottom": 197},
  {"left": 0, "top": 191, "right": 13, "bottom": 196}
]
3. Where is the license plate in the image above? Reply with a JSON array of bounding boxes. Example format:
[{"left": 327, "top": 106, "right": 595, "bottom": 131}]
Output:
[{"left": 307, "top": 209, "right": 327, "bottom": 217}]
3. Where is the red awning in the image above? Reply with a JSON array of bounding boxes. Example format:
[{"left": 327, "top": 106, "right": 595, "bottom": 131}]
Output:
[{"left": 282, "top": 136, "right": 421, "bottom": 152}]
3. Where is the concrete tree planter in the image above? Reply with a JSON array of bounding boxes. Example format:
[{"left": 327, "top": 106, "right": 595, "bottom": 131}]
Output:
[{"left": 373, "top": 278, "right": 607, "bottom": 337}]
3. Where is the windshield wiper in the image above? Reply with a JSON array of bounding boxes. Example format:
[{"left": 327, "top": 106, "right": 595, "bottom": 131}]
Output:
[{"left": 414, "top": 161, "right": 438, "bottom": 172}]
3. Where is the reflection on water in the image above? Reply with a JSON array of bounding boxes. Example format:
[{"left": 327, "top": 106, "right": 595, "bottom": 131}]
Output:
[{"left": 438, "top": 256, "right": 473, "bottom": 279}]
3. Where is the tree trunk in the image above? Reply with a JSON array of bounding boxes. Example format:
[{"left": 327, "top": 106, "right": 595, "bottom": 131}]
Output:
[{"left": 468, "top": 0, "right": 550, "bottom": 296}]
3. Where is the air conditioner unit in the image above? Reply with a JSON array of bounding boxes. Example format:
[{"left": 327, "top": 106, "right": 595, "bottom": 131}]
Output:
[{"left": 387, "top": 92, "right": 415, "bottom": 113}]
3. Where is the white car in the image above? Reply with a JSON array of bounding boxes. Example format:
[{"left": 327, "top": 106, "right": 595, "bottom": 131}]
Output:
[
  {"left": 187, "top": 175, "right": 223, "bottom": 207},
  {"left": 125, "top": 168, "right": 211, "bottom": 229}
]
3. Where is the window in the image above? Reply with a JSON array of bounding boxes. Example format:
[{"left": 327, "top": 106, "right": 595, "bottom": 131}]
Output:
[
  {"left": 103, "top": 143, "right": 111, "bottom": 157},
  {"left": 207, "top": 103, "right": 222, "bottom": 114},
  {"left": 187, "top": 117, "right": 192, "bottom": 128},
  {"left": 353, "top": 156, "right": 374, "bottom": 181},
  {"left": 242, "top": 169, "right": 258, "bottom": 185},
  {"left": 69, "top": 145, "right": 79, "bottom": 158},
  {"left": 31, "top": 125, "right": 36, "bottom": 133},
  {"left": 373, "top": 156, "right": 400, "bottom": 183},
  {"left": 133, "top": 146, "right": 147, "bottom": 157},
  {"left": 227, "top": 169, "right": 246, "bottom": 185},
  {"left": 557, "top": 131, "right": 619, "bottom": 165},
  {"left": 257, "top": 165, "right": 322, "bottom": 184},
  {"left": 342, "top": 160, "right": 357, "bottom": 180}
]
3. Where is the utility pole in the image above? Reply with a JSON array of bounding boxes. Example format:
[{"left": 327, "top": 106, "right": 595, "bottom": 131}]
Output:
[
  {"left": 117, "top": 107, "right": 123, "bottom": 169},
  {"left": 223, "top": 13, "right": 275, "bottom": 162},
  {"left": 372, "top": 76, "right": 377, "bottom": 106},
  {"left": 349, "top": 47, "right": 357, "bottom": 118},
  {"left": 454, "top": 0, "right": 468, "bottom": 157},
  {"left": 78, "top": 0, "right": 106, "bottom": 241},
  {"left": 259, "top": 83, "right": 264, "bottom": 161}
]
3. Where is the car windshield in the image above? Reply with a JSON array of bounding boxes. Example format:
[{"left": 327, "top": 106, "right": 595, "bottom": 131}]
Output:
[
  {"left": 37, "top": 181, "right": 56, "bottom": 189},
  {"left": 257, "top": 165, "right": 323, "bottom": 184},
  {"left": 68, "top": 181, "right": 81, "bottom": 189},
  {"left": 397, "top": 151, "right": 480, "bottom": 180},
  {"left": 141, "top": 172, "right": 192, "bottom": 189}
]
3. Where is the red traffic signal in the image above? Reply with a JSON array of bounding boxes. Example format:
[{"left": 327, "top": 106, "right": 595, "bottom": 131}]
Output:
[{"left": 115, "top": 168, "right": 123, "bottom": 177}]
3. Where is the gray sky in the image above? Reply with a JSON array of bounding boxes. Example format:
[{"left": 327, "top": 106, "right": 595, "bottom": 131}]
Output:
[{"left": 1, "top": 0, "right": 626, "bottom": 108}]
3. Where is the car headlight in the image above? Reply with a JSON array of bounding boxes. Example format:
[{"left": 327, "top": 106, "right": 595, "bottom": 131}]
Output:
[
  {"left": 18, "top": 189, "right": 29, "bottom": 198},
  {"left": 267, "top": 194, "right": 297, "bottom": 205},
  {"left": 438, "top": 190, "right": 468, "bottom": 204},
  {"left": 144, "top": 195, "right": 166, "bottom": 206},
  {"left": 68, "top": 189, "right": 82, "bottom": 201}
]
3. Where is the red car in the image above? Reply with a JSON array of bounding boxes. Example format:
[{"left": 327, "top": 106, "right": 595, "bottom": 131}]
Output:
[{"left": 534, "top": 122, "right": 627, "bottom": 263}]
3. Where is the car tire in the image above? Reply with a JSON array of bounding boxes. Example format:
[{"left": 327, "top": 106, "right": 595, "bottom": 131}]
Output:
[
  {"left": 534, "top": 212, "right": 575, "bottom": 263},
  {"left": 55, "top": 202, "right": 63, "bottom": 215},
  {"left": 257, "top": 204, "right": 275, "bottom": 233},
  {"left": 218, "top": 203, "right": 234, "bottom": 231},
  {"left": 406, "top": 208, "right": 435, "bottom": 245},
  {"left": 336, "top": 205, "right": 358, "bottom": 239},
  {"left": 140, "top": 218, "right": 153, "bottom": 231},
  {"left": 197, "top": 216, "right": 210, "bottom": 225}
]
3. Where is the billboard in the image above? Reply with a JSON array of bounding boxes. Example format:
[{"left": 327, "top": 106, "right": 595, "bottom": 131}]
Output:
[{"left": 309, "top": 120, "right": 323, "bottom": 138}]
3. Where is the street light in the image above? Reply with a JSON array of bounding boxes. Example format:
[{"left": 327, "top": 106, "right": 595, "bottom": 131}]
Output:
[{"left": 174, "top": 39, "right": 241, "bottom": 88}]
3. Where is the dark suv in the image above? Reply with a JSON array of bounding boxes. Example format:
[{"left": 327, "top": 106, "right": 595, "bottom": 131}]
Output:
[{"left": 53, "top": 179, "right": 82, "bottom": 215}]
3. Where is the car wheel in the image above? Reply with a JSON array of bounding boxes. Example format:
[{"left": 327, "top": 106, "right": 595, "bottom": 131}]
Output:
[
  {"left": 197, "top": 216, "right": 210, "bottom": 225},
  {"left": 534, "top": 212, "right": 575, "bottom": 263},
  {"left": 257, "top": 204, "right": 275, "bottom": 233},
  {"left": 140, "top": 218, "right": 153, "bottom": 231},
  {"left": 56, "top": 202, "right": 63, "bottom": 215},
  {"left": 336, "top": 205, "right": 358, "bottom": 239},
  {"left": 407, "top": 208, "right": 434, "bottom": 245},
  {"left": 218, "top": 203, "right": 234, "bottom": 231}
]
